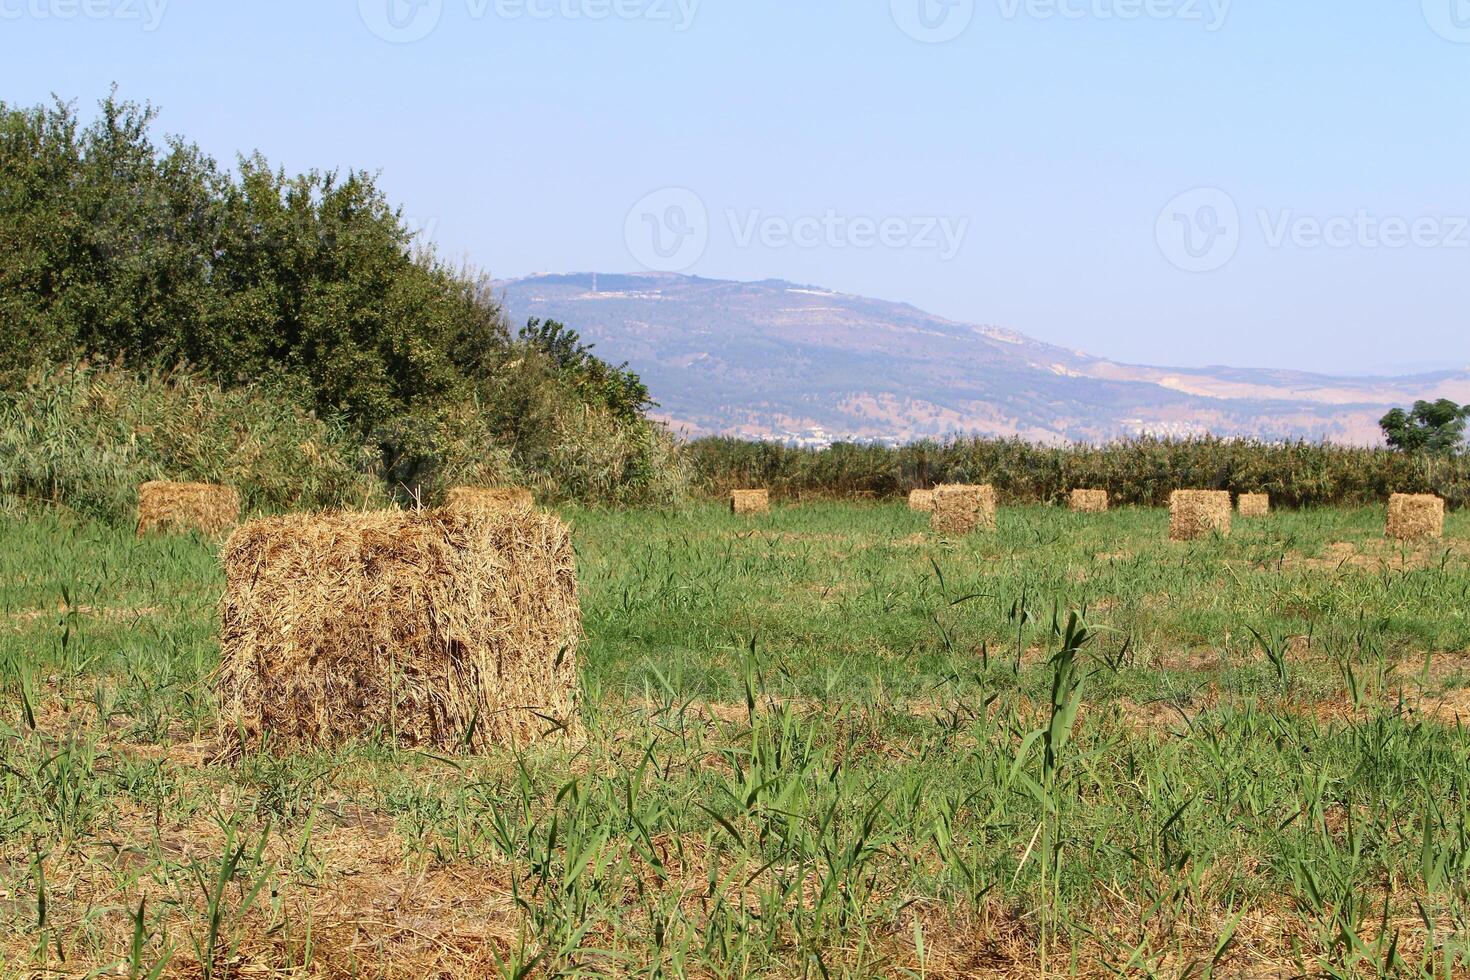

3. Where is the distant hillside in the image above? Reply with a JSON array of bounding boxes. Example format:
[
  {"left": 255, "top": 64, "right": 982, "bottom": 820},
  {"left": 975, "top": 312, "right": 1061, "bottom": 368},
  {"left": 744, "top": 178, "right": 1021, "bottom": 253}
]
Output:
[{"left": 497, "top": 273, "right": 1470, "bottom": 445}]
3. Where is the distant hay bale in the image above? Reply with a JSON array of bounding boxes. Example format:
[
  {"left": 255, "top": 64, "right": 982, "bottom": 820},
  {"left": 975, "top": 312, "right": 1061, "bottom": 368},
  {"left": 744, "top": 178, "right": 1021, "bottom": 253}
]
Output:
[
  {"left": 136, "top": 481, "right": 240, "bottom": 538},
  {"left": 1238, "top": 493, "right": 1271, "bottom": 518},
  {"left": 908, "top": 489, "right": 935, "bottom": 513},
  {"left": 1387, "top": 493, "right": 1445, "bottom": 541},
  {"left": 931, "top": 484, "right": 998, "bottom": 535},
  {"left": 217, "top": 508, "right": 581, "bottom": 754},
  {"left": 1069, "top": 489, "right": 1109, "bottom": 513},
  {"left": 731, "top": 489, "right": 770, "bottom": 515},
  {"left": 445, "top": 486, "right": 534, "bottom": 514},
  {"left": 1169, "top": 490, "right": 1232, "bottom": 541}
]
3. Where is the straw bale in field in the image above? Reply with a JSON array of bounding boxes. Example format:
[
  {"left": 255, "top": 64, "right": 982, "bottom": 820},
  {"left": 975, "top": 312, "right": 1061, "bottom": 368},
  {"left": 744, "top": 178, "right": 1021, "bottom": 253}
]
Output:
[
  {"left": 931, "top": 484, "right": 997, "bottom": 535},
  {"left": 1386, "top": 493, "right": 1444, "bottom": 541},
  {"left": 731, "top": 489, "right": 770, "bottom": 515},
  {"left": 1238, "top": 493, "right": 1271, "bottom": 518},
  {"left": 217, "top": 508, "right": 581, "bottom": 753},
  {"left": 1069, "top": 489, "right": 1109, "bottom": 514},
  {"left": 1169, "top": 490, "right": 1232, "bottom": 541},
  {"left": 136, "top": 481, "right": 240, "bottom": 537},
  {"left": 445, "top": 486, "right": 534, "bottom": 514},
  {"left": 908, "top": 489, "right": 935, "bottom": 513}
]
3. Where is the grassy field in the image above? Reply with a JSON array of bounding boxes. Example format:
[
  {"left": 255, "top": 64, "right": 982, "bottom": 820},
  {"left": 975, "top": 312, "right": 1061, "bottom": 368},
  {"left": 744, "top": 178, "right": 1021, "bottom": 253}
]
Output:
[{"left": 2, "top": 501, "right": 1470, "bottom": 977}]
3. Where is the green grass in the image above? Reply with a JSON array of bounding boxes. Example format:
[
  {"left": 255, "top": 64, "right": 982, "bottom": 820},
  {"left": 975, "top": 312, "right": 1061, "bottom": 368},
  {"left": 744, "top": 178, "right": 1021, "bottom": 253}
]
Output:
[{"left": 2, "top": 502, "right": 1470, "bottom": 977}]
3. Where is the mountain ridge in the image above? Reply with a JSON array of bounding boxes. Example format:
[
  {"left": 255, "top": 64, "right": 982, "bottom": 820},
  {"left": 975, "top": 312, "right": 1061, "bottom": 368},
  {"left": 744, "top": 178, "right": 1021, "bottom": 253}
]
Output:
[{"left": 496, "top": 272, "right": 1470, "bottom": 446}]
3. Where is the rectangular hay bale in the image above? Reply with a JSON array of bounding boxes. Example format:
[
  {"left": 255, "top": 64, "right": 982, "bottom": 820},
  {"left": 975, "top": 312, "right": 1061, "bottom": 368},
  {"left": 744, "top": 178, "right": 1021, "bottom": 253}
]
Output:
[
  {"left": 1069, "top": 489, "right": 1109, "bottom": 514},
  {"left": 136, "top": 481, "right": 240, "bottom": 538},
  {"left": 931, "top": 484, "right": 998, "bottom": 535},
  {"left": 445, "top": 486, "right": 534, "bottom": 514},
  {"left": 1387, "top": 493, "right": 1444, "bottom": 541},
  {"left": 1169, "top": 490, "right": 1232, "bottom": 541},
  {"left": 731, "top": 489, "right": 770, "bottom": 515},
  {"left": 217, "top": 508, "right": 581, "bottom": 753},
  {"left": 908, "top": 489, "right": 935, "bottom": 513},
  {"left": 1238, "top": 493, "right": 1271, "bottom": 518}
]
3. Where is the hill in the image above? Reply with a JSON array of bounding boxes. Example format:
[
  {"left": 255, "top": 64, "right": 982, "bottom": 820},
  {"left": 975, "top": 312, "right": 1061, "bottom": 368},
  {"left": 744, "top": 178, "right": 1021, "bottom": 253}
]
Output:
[{"left": 497, "top": 273, "right": 1470, "bottom": 445}]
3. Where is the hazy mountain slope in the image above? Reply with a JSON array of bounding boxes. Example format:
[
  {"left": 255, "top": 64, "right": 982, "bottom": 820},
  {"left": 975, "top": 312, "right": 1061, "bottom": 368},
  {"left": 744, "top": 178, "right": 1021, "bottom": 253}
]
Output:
[{"left": 497, "top": 273, "right": 1470, "bottom": 445}]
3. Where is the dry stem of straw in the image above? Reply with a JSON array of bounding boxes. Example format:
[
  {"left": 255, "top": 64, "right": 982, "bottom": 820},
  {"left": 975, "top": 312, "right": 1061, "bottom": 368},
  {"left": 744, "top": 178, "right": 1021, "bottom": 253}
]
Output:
[
  {"left": 1169, "top": 490, "right": 1232, "bottom": 541},
  {"left": 931, "top": 484, "right": 997, "bottom": 535},
  {"left": 1387, "top": 493, "right": 1445, "bottom": 541},
  {"left": 217, "top": 508, "right": 581, "bottom": 754},
  {"left": 136, "top": 481, "right": 240, "bottom": 538},
  {"left": 1069, "top": 489, "right": 1109, "bottom": 514},
  {"left": 731, "top": 489, "right": 770, "bottom": 515}
]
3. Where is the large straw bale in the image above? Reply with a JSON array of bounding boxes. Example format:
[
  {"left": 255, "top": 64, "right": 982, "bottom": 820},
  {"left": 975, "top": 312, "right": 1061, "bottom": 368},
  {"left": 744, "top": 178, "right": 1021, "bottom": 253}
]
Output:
[
  {"left": 1069, "top": 489, "right": 1109, "bottom": 514},
  {"left": 931, "top": 484, "right": 998, "bottom": 535},
  {"left": 908, "top": 489, "right": 935, "bottom": 513},
  {"left": 731, "top": 489, "right": 770, "bottom": 515},
  {"left": 445, "top": 486, "right": 534, "bottom": 515},
  {"left": 136, "top": 481, "right": 240, "bottom": 538},
  {"left": 217, "top": 508, "right": 581, "bottom": 753},
  {"left": 1386, "top": 493, "right": 1444, "bottom": 541},
  {"left": 1238, "top": 493, "right": 1271, "bottom": 518},
  {"left": 1169, "top": 490, "right": 1232, "bottom": 541}
]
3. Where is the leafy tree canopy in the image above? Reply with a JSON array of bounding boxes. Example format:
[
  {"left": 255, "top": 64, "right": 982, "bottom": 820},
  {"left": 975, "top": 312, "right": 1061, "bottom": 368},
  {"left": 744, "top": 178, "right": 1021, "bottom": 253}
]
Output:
[
  {"left": 0, "top": 92, "right": 650, "bottom": 437},
  {"left": 0, "top": 91, "right": 679, "bottom": 504},
  {"left": 1379, "top": 399, "right": 1468, "bottom": 454}
]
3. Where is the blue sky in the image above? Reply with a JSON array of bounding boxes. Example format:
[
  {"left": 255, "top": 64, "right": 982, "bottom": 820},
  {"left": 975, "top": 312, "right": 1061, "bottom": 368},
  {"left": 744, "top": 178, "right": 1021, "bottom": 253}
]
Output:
[{"left": 3, "top": 0, "right": 1468, "bottom": 374}]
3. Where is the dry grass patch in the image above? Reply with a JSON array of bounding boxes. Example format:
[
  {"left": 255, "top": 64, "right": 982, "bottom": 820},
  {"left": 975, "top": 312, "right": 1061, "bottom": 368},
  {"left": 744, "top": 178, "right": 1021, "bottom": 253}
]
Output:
[
  {"left": 217, "top": 507, "right": 581, "bottom": 754},
  {"left": 908, "top": 489, "right": 935, "bottom": 513}
]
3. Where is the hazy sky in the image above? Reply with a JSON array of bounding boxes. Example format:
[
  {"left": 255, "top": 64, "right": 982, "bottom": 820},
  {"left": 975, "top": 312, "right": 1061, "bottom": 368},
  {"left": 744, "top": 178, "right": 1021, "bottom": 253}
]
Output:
[{"left": 4, "top": 0, "right": 1468, "bottom": 374}]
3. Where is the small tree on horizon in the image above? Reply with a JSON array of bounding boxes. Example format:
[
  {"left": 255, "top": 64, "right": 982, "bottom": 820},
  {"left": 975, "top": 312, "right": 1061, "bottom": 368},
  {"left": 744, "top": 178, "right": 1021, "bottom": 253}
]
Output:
[{"left": 1379, "top": 399, "right": 1469, "bottom": 453}]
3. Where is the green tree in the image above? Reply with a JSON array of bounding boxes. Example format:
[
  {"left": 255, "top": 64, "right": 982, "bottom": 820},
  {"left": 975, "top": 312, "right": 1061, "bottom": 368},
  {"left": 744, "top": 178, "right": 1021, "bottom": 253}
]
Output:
[
  {"left": 0, "top": 91, "right": 683, "bottom": 506},
  {"left": 518, "top": 318, "right": 653, "bottom": 423},
  {"left": 1379, "top": 399, "right": 1468, "bottom": 454},
  {"left": 0, "top": 92, "right": 510, "bottom": 427}
]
